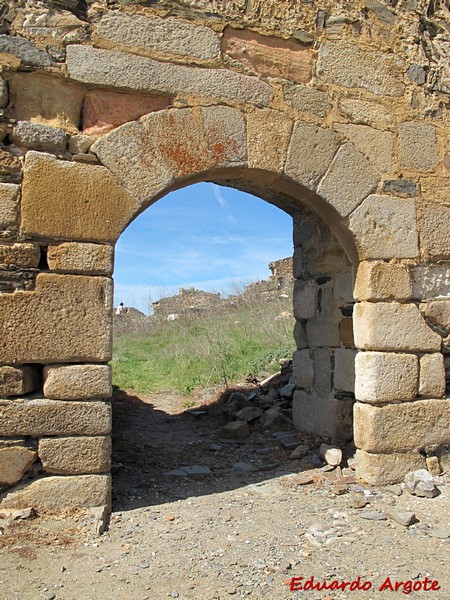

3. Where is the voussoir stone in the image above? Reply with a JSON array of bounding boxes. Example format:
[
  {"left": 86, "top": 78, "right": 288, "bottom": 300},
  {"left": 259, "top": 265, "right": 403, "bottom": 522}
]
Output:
[
  {"left": 0, "top": 243, "right": 40, "bottom": 268},
  {"left": 349, "top": 195, "right": 419, "bottom": 259},
  {"left": 284, "top": 84, "right": 330, "bottom": 117},
  {"left": 39, "top": 436, "right": 111, "bottom": 474},
  {"left": 11, "top": 121, "right": 67, "bottom": 155},
  {"left": 354, "top": 399, "right": 450, "bottom": 453},
  {"left": 317, "top": 41, "right": 404, "bottom": 96},
  {"left": 355, "top": 449, "right": 426, "bottom": 485},
  {"left": 0, "top": 273, "right": 112, "bottom": 363},
  {"left": 355, "top": 352, "right": 418, "bottom": 403},
  {"left": 317, "top": 144, "right": 380, "bottom": 217},
  {"left": 0, "top": 446, "right": 37, "bottom": 486},
  {"left": 285, "top": 122, "right": 339, "bottom": 190},
  {"left": 43, "top": 364, "right": 112, "bottom": 400},
  {"left": 0, "top": 366, "right": 39, "bottom": 397},
  {"left": 354, "top": 261, "right": 412, "bottom": 301},
  {"left": 247, "top": 109, "right": 293, "bottom": 173},
  {"left": 0, "top": 474, "right": 111, "bottom": 510},
  {"left": 0, "top": 183, "right": 20, "bottom": 228},
  {"left": 66, "top": 45, "right": 273, "bottom": 107},
  {"left": 398, "top": 122, "right": 439, "bottom": 171},
  {"left": 354, "top": 301, "right": 441, "bottom": 352},
  {"left": 0, "top": 398, "right": 112, "bottom": 437},
  {"left": 21, "top": 151, "right": 139, "bottom": 243},
  {"left": 47, "top": 242, "right": 113, "bottom": 275},
  {"left": 333, "top": 123, "right": 394, "bottom": 173},
  {"left": 95, "top": 12, "right": 220, "bottom": 60}
]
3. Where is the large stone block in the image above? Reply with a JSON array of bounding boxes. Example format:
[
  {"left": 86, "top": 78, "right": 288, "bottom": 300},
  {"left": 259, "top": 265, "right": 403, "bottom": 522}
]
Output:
[
  {"left": 10, "top": 73, "right": 84, "bottom": 133},
  {"left": 333, "top": 123, "right": 394, "bottom": 173},
  {"left": 223, "top": 28, "right": 312, "bottom": 84},
  {"left": 83, "top": 89, "right": 170, "bottom": 136},
  {"left": 412, "top": 265, "right": 450, "bottom": 300},
  {"left": 292, "top": 349, "right": 313, "bottom": 388},
  {"left": 201, "top": 106, "right": 247, "bottom": 167},
  {"left": 317, "top": 144, "right": 379, "bottom": 217},
  {"left": 419, "top": 354, "right": 445, "bottom": 398},
  {"left": 0, "top": 274, "right": 112, "bottom": 363},
  {"left": 355, "top": 449, "right": 426, "bottom": 485},
  {"left": 354, "top": 302, "right": 441, "bottom": 352},
  {"left": 66, "top": 45, "right": 273, "bottom": 107},
  {"left": 0, "top": 446, "right": 37, "bottom": 486},
  {"left": 354, "top": 261, "right": 412, "bottom": 301},
  {"left": 21, "top": 151, "right": 139, "bottom": 243},
  {"left": 420, "top": 206, "right": 450, "bottom": 260},
  {"left": 0, "top": 183, "right": 20, "bottom": 229},
  {"left": 354, "top": 399, "right": 450, "bottom": 453},
  {"left": 0, "top": 399, "right": 111, "bottom": 436},
  {"left": 355, "top": 352, "right": 418, "bottom": 403},
  {"left": 11, "top": 121, "right": 67, "bottom": 155},
  {"left": 398, "top": 122, "right": 439, "bottom": 171},
  {"left": 95, "top": 13, "right": 220, "bottom": 60},
  {"left": 47, "top": 242, "right": 113, "bottom": 275},
  {"left": 306, "top": 317, "right": 341, "bottom": 348},
  {"left": 312, "top": 348, "right": 332, "bottom": 398},
  {"left": 338, "top": 99, "right": 393, "bottom": 126},
  {"left": 293, "top": 279, "right": 316, "bottom": 319},
  {"left": 39, "top": 436, "right": 111, "bottom": 474},
  {"left": 285, "top": 122, "right": 339, "bottom": 190},
  {"left": 334, "top": 348, "right": 357, "bottom": 392},
  {"left": 293, "top": 390, "right": 353, "bottom": 440},
  {"left": 0, "top": 474, "right": 111, "bottom": 510},
  {"left": 284, "top": 84, "right": 330, "bottom": 117},
  {"left": 317, "top": 41, "right": 404, "bottom": 96},
  {"left": 43, "top": 364, "right": 112, "bottom": 400},
  {"left": 0, "top": 243, "right": 40, "bottom": 268},
  {"left": 0, "top": 366, "right": 39, "bottom": 397},
  {"left": 247, "top": 109, "right": 293, "bottom": 173},
  {"left": 349, "top": 195, "right": 419, "bottom": 259}
]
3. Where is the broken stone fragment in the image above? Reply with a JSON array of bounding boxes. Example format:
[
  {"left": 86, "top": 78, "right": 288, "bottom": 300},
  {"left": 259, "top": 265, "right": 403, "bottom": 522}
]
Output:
[
  {"left": 384, "top": 509, "right": 416, "bottom": 527},
  {"left": 235, "top": 406, "right": 263, "bottom": 422},
  {"left": 404, "top": 469, "right": 439, "bottom": 498},
  {"left": 220, "top": 420, "right": 250, "bottom": 439},
  {"left": 319, "top": 444, "right": 342, "bottom": 466},
  {"left": 11, "top": 121, "right": 67, "bottom": 155},
  {"left": 0, "top": 446, "right": 37, "bottom": 486}
]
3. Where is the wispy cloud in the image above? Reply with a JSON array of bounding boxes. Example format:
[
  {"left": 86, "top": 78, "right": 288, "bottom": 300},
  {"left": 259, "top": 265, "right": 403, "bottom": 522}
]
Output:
[{"left": 212, "top": 183, "right": 228, "bottom": 208}]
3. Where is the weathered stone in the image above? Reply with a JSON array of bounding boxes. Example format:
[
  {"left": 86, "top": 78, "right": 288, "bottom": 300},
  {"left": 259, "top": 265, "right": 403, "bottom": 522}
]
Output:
[
  {"left": 436, "top": 446, "right": 450, "bottom": 472},
  {"left": 420, "top": 206, "right": 450, "bottom": 260},
  {"left": 317, "top": 144, "right": 380, "bottom": 217},
  {"left": 0, "top": 148, "right": 22, "bottom": 177},
  {"left": 284, "top": 84, "right": 330, "bottom": 117},
  {"left": 0, "top": 77, "right": 7, "bottom": 108},
  {"left": 404, "top": 469, "right": 438, "bottom": 498},
  {"left": 355, "top": 449, "right": 425, "bottom": 485},
  {"left": 349, "top": 195, "right": 418, "bottom": 259},
  {"left": 0, "top": 366, "right": 39, "bottom": 397},
  {"left": 425, "top": 455, "right": 441, "bottom": 476},
  {"left": 13, "top": 5, "right": 86, "bottom": 43},
  {"left": 220, "top": 421, "right": 250, "bottom": 439},
  {"left": 364, "top": 0, "right": 396, "bottom": 24},
  {"left": 382, "top": 179, "right": 416, "bottom": 195},
  {"left": 0, "top": 243, "right": 40, "bottom": 268},
  {"left": 247, "top": 109, "right": 293, "bottom": 173},
  {"left": 43, "top": 364, "right": 112, "bottom": 400},
  {"left": 10, "top": 73, "right": 84, "bottom": 133},
  {"left": 0, "top": 474, "right": 111, "bottom": 510},
  {"left": 421, "top": 301, "right": 450, "bottom": 333},
  {"left": 0, "top": 35, "right": 53, "bottom": 68},
  {"left": 293, "top": 279, "right": 316, "bottom": 319},
  {"left": 293, "top": 391, "right": 353, "bottom": 440},
  {"left": 66, "top": 45, "right": 273, "bottom": 107},
  {"left": 354, "top": 261, "right": 412, "bottom": 301},
  {"left": 95, "top": 13, "right": 220, "bottom": 60},
  {"left": 0, "top": 183, "right": 20, "bottom": 228},
  {"left": 11, "top": 121, "right": 67, "bottom": 155},
  {"left": 0, "top": 274, "right": 112, "bottom": 363},
  {"left": 83, "top": 89, "right": 170, "bottom": 136},
  {"left": 294, "top": 320, "right": 308, "bottom": 349},
  {"left": 21, "top": 151, "right": 139, "bottom": 243},
  {"left": 292, "top": 349, "right": 313, "bottom": 388},
  {"left": 334, "top": 348, "right": 357, "bottom": 392},
  {"left": 312, "top": 348, "right": 332, "bottom": 398},
  {"left": 412, "top": 264, "right": 450, "bottom": 300},
  {"left": 419, "top": 177, "right": 450, "bottom": 204},
  {"left": 407, "top": 63, "right": 426, "bottom": 84},
  {"left": 419, "top": 354, "right": 445, "bottom": 398},
  {"left": 223, "top": 28, "right": 312, "bottom": 84},
  {"left": 68, "top": 134, "right": 94, "bottom": 155},
  {"left": 354, "top": 302, "right": 441, "bottom": 352},
  {"left": 317, "top": 41, "right": 404, "bottom": 96},
  {"left": 39, "top": 436, "right": 111, "bottom": 474},
  {"left": 47, "top": 242, "right": 113, "bottom": 275},
  {"left": 0, "top": 446, "right": 37, "bottom": 486},
  {"left": 354, "top": 400, "right": 450, "bottom": 453},
  {"left": 398, "top": 122, "right": 439, "bottom": 171},
  {"left": 355, "top": 352, "right": 418, "bottom": 403},
  {"left": 285, "top": 122, "right": 339, "bottom": 190},
  {"left": 201, "top": 105, "right": 247, "bottom": 167},
  {"left": 235, "top": 406, "right": 263, "bottom": 422},
  {"left": 0, "top": 399, "right": 111, "bottom": 437},
  {"left": 338, "top": 99, "right": 393, "bottom": 126},
  {"left": 339, "top": 318, "right": 354, "bottom": 348},
  {"left": 306, "top": 317, "right": 341, "bottom": 348},
  {"left": 319, "top": 443, "right": 342, "bottom": 466},
  {"left": 384, "top": 509, "right": 416, "bottom": 527},
  {"left": 334, "top": 123, "right": 394, "bottom": 173}
]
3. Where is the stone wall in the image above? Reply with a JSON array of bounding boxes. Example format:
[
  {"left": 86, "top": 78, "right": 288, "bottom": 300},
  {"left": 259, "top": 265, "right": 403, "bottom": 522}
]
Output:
[{"left": 0, "top": 0, "right": 449, "bottom": 509}]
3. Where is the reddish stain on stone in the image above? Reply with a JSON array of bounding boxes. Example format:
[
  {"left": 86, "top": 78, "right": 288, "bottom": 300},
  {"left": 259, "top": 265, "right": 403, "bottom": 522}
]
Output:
[
  {"left": 159, "top": 141, "right": 209, "bottom": 177},
  {"left": 83, "top": 89, "right": 170, "bottom": 135}
]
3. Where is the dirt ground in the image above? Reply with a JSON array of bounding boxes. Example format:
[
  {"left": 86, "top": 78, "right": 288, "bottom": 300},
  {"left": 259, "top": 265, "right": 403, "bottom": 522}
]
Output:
[{"left": 0, "top": 389, "right": 449, "bottom": 600}]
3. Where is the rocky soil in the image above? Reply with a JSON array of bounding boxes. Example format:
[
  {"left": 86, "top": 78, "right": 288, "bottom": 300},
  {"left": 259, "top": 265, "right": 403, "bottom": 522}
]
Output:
[{"left": 0, "top": 388, "right": 449, "bottom": 600}]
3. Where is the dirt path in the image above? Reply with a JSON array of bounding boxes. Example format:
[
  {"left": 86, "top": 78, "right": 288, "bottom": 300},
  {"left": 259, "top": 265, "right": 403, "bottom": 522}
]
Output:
[{"left": 0, "top": 390, "right": 449, "bottom": 600}]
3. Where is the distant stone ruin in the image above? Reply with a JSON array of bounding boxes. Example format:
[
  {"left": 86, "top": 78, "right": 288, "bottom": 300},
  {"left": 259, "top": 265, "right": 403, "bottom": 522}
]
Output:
[{"left": 0, "top": 0, "right": 449, "bottom": 511}]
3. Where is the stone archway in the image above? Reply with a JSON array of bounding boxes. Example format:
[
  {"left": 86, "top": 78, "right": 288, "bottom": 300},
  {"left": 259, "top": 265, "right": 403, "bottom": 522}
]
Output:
[{"left": 0, "top": 1, "right": 449, "bottom": 510}]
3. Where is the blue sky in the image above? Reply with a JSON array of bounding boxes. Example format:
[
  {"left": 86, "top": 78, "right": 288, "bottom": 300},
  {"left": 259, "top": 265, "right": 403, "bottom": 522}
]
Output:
[{"left": 114, "top": 182, "right": 293, "bottom": 313}]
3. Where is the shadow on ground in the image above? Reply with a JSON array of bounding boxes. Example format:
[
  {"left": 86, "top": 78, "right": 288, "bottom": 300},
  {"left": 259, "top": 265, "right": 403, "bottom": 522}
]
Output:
[{"left": 111, "top": 388, "right": 333, "bottom": 512}]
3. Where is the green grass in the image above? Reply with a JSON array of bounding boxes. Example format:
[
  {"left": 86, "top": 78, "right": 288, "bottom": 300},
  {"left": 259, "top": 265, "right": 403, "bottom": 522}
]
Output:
[{"left": 112, "top": 292, "right": 295, "bottom": 395}]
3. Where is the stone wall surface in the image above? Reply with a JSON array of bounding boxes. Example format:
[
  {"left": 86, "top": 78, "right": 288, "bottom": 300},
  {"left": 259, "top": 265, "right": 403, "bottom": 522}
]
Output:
[{"left": 0, "top": 0, "right": 449, "bottom": 508}]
